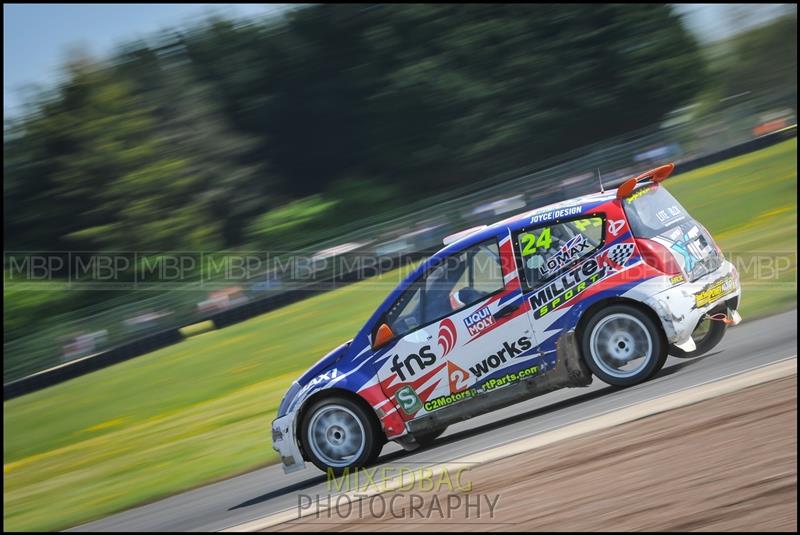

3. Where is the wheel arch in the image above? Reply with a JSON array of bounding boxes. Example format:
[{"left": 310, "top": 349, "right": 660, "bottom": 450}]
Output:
[
  {"left": 575, "top": 296, "right": 668, "bottom": 348},
  {"left": 295, "top": 387, "right": 386, "bottom": 461}
]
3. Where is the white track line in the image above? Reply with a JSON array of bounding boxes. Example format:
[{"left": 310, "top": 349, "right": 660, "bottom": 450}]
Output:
[{"left": 221, "top": 356, "right": 797, "bottom": 532}]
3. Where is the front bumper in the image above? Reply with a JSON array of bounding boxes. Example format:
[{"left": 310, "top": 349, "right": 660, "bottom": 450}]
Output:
[
  {"left": 645, "top": 260, "right": 741, "bottom": 345},
  {"left": 271, "top": 412, "right": 305, "bottom": 473}
]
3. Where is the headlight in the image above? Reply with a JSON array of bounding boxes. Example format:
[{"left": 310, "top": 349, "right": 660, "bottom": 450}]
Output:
[{"left": 271, "top": 424, "right": 283, "bottom": 443}]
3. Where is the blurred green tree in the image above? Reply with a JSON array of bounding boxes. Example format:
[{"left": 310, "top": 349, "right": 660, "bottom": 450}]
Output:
[
  {"left": 39, "top": 61, "right": 220, "bottom": 251},
  {"left": 6, "top": 3, "right": 707, "bottom": 253},
  {"left": 178, "top": 4, "right": 706, "bottom": 196},
  {"left": 718, "top": 14, "right": 796, "bottom": 106}
]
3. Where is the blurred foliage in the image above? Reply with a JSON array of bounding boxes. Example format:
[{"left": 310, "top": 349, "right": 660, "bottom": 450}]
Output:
[
  {"left": 3, "top": 281, "right": 74, "bottom": 337},
  {"left": 246, "top": 195, "right": 338, "bottom": 248},
  {"left": 694, "top": 13, "right": 797, "bottom": 116},
  {"left": 5, "top": 4, "right": 706, "bottom": 254},
  {"left": 720, "top": 14, "right": 796, "bottom": 102}
]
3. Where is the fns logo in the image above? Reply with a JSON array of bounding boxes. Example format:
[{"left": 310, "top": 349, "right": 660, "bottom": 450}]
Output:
[
  {"left": 438, "top": 318, "right": 457, "bottom": 356},
  {"left": 389, "top": 345, "right": 437, "bottom": 382},
  {"left": 390, "top": 319, "right": 457, "bottom": 382}
]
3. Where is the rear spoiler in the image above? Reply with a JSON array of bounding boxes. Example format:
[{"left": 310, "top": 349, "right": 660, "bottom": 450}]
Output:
[{"left": 616, "top": 163, "right": 675, "bottom": 200}]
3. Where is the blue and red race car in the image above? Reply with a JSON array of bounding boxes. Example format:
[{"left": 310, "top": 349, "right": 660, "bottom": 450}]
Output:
[{"left": 272, "top": 163, "right": 742, "bottom": 474}]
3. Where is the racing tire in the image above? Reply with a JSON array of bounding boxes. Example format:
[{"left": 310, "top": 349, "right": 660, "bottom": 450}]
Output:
[
  {"left": 581, "top": 304, "right": 667, "bottom": 387},
  {"left": 669, "top": 311, "right": 727, "bottom": 358},
  {"left": 300, "top": 396, "right": 383, "bottom": 475},
  {"left": 414, "top": 427, "right": 448, "bottom": 448}
]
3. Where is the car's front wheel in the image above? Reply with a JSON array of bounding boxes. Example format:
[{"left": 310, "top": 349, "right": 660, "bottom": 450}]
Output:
[
  {"left": 581, "top": 304, "right": 667, "bottom": 387},
  {"left": 301, "top": 396, "right": 383, "bottom": 475}
]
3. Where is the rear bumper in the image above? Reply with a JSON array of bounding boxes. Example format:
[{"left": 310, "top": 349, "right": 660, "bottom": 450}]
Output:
[
  {"left": 645, "top": 260, "right": 741, "bottom": 345},
  {"left": 271, "top": 412, "right": 305, "bottom": 474}
]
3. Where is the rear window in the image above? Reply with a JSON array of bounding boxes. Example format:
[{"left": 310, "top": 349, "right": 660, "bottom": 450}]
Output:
[{"left": 623, "top": 185, "right": 690, "bottom": 238}]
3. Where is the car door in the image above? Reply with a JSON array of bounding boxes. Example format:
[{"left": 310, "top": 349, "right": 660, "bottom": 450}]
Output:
[
  {"left": 514, "top": 214, "right": 608, "bottom": 364},
  {"left": 375, "top": 234, "right": 538, "bottom": 420}
]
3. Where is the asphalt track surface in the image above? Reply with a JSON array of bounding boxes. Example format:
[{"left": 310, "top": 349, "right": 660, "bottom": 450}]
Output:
[{"left": 71, "top": 309, "right": 797, "bottom": 532}]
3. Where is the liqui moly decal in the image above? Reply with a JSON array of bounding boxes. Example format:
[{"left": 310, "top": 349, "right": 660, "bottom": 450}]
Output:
[{"left": 463, "top": 306, "right": 495, "bottom": 337}]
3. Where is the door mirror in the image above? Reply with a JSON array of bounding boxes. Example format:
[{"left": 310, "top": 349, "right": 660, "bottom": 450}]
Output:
[{"left": 372, "top": 323, "right": 394, "bottom": 350}]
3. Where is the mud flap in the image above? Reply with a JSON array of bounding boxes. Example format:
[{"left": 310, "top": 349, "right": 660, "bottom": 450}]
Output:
[
  {"left": 673, "top": 337, "right": 697, "bottom": 353},
  {"left": 556, "top": 330, "right": 593, "bottom": 387}
]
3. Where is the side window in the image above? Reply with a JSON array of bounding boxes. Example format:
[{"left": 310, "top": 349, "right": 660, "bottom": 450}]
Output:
[
  {"left": 431, "top": 240, "right": 503, "bottom": 317},
  {"left": 517, "top": 216, "right": 604, "bottom": 289},
  {"left": 471, "top": 244, "right": 504, "bottom": 294},
  {"left": 384, "top": 283, "right": 423, "bottom": 338},
  {"left": 382, "top": 239, "right": 504, "bottom": 339}
]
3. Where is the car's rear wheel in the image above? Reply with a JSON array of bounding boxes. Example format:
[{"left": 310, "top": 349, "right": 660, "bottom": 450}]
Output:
[
  {"left": 301, "top": 396, "right": 383, "bottom": 475},
  {"left": 581, "top": 304, "right": 667, "bottom": 387},
  {"left": 670, "top": 310, "right": 727, "bottom": 358}
]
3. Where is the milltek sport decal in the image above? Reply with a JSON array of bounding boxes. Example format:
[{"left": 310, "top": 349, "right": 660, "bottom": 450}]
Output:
[{"left": 529, "top": 243, "right": 635, "bottom": 318}]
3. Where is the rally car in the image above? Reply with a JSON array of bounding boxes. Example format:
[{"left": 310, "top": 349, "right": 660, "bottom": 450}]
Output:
[{"left": 272, "top": 163, "right": 742, "bottom": 474}]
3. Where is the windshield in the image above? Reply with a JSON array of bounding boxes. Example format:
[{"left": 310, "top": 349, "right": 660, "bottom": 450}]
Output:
[{"left": 623, "top": 184, "right": 689, "bottom": 238}]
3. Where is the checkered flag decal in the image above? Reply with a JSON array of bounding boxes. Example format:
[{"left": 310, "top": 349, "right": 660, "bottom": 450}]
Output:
[{"left": 607, "top": 243, "right": 635, "bottom": 267}]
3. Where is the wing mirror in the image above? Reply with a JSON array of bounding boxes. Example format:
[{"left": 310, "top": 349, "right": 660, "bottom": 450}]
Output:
[{"left": 372, "top": 323, "right": 394, "bottom": 350}]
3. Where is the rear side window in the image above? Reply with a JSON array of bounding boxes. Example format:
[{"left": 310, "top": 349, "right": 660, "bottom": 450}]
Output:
[
  {"left": 516, "top": 217, "right": 605, "bottom": 288},
  {"left": 623, "top": 185, "right": 689, "bottom": 238}
]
